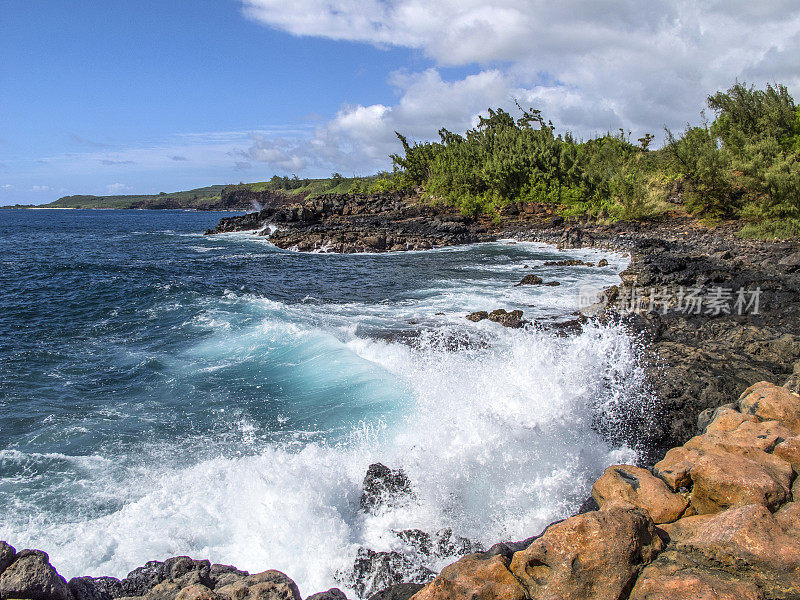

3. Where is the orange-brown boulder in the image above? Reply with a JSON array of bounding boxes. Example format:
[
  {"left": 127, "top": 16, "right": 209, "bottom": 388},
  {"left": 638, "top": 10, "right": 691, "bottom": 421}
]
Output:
[
  {"left": 685, "top": 419, "right": 795, "bottom": 454},
  {"left": 175, "top": 585, "right": 223, "bottom": 600},
  {"left": 215, "top": 570, "right": 301, "bottom": 600},
  {"left": 776, "top": 501, "right": 800, "bottom": 537},
  {"left": 674, "top": 504, "right": 800, "bottom": 598},
  {"left": 410, "top": 552, "right": 527, "bottom": 600},
  {"left": 657, "top": 514, "right": 716, "bottom": 544},
  {"left": 774, "top": 436, "right": 800, "bottom": 473},
  {"left": 689, "top": 451, "right": 791, "bottom": 513},
  {"left": 592, "top": 465, "right": 689, "bottom": 523},
  {"left": 629, "top": 550, "right": 764, "bottom": 600},
  {"left": 507, "top": 506, "right": 663, "bottom": 599},
  {"left": 738, "top": 381, "right": 800, "bottom": 433},
  {"left": 654, "top": 447, "right": 701, "bottom": 491},
  {"left": 703, "top": 406, "right": 757, "bottom": 433}
]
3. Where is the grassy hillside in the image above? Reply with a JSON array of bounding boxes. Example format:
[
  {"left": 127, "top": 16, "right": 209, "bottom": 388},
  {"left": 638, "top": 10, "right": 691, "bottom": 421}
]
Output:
[
  {"left": 36, "top": 175, "right": 380, "bottom": 210},
  {"left": 42, "top": 185, "right": 229, "bottom": 209}
]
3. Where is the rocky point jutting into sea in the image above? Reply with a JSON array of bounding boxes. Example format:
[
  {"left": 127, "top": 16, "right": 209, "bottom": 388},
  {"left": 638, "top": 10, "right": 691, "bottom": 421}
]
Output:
[{"left": 4, "top": 189, "right": 800, "bottom": 600}]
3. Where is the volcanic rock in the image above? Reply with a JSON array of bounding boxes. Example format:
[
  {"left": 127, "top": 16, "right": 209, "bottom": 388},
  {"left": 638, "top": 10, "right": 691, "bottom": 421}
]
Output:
[
  {"left": 0, "top": 549, "right": 71, "bottom": 600},
  {"left": 507, "top": 506, "right": 664, "bottom": 599},
  {"left": 591, "top": 465, "right": 689, "bottom": 523},
  {"left": 486, "top": 309, "right": 524, "bottom": 328},
  {"left": 215, "top": 571, "right": 301, "bottom": 600},
  {"left": 514, "top": 274, "right": 542, "bottom": 286},
  {"left": 360, "top": 463, "right": 414, "bottom": 513}
]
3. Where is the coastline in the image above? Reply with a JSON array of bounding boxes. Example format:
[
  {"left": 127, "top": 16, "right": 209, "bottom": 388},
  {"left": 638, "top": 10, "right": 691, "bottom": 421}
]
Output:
[
  {"left": 205, "top": 190, "right": 800, "bottom": 457},
  {"left": 4, "top": 197, "right": 800, "bottom": 600}
]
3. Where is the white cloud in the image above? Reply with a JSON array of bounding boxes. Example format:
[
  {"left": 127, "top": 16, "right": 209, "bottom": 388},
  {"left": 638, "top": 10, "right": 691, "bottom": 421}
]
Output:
[
  {"left": 242, "top": 0, "right": 800, "bottom": 156},
  {"left": 31, "top": 185, "right": 51, "bottom": 192},
  {"left": 106, "top": 183, "right": 133, "bottom": 194}
]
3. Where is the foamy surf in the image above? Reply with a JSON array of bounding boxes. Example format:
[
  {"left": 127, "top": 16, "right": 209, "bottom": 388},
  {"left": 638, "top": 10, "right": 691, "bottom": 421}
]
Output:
[{"left": 0, "top": 211, "right": 653, "bottom": 599}]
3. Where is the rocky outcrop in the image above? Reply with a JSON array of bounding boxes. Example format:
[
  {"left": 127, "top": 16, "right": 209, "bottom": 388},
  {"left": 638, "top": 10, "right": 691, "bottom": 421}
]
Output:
[
  {"left": 206, "top": 192, "right": 495, "bottom": 253},
  {"left": 507, "top": 214, "right": 800, "bottom": 457},
  {"left": 3, "top": 380, "right": 799, "bottom": 600},
  {"left": 464, "top": 309, "right": 526, "bottom": 328},
  {"left": 407, "top": 378, "right": 800, "bottom": 600},
  {"left": 359, "top": 463, "right": 414, "bottom": 514},
  {"left": 591, "top": 465, "right": 689, "bottom": 524},
  {"left": 0, "top": 549, "right": 71, "bottom": 600}
]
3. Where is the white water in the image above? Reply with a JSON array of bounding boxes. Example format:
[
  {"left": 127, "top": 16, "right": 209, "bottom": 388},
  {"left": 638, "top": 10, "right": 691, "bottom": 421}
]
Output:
[{"left": 1, "top": 241, "right": 651, "bottom": 598}]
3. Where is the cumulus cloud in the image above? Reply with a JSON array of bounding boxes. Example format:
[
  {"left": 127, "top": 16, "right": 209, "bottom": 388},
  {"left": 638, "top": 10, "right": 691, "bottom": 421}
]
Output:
[
  {"left": 242, "top": 0, "right": 800, "bottom": 158},
  {"left": 106, "top": 183, "right": 133, "bottom": 193},
  {"left": 31, "top": 185, "right": 51, "bottom": 192}
]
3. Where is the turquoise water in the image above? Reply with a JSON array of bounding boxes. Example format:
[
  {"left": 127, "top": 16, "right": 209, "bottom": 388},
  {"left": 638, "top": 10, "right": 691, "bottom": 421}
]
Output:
[{"left": 0, "top": 209, "right": 646, "bottom": 595}]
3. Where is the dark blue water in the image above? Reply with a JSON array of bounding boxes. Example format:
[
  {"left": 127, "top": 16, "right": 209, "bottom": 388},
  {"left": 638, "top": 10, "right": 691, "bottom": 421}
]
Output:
[{"left": 0, "top": 208, "right": 643, "bottom": 595}]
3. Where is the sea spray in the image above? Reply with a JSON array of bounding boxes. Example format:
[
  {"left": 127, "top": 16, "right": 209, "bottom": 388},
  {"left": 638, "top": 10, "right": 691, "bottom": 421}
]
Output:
[{"left": 0, "top": 210, "right": 652, "bottom": 598}]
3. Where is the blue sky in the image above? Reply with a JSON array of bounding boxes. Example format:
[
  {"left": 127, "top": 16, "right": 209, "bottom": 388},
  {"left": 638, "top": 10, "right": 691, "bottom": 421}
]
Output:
[{"left": 2, "top": 1, "right": 799, "bottom": 204}]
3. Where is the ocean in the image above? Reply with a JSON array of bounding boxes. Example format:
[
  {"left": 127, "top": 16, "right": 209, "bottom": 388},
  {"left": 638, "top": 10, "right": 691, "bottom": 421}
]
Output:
[{"left": 0, "top": 208, "right": 650, "bottom": 596}]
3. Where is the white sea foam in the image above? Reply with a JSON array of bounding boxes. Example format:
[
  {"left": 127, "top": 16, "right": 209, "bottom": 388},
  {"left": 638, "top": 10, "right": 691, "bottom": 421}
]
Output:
[{"left": 1, "top": 242, "right": 651, "bottom": 598}]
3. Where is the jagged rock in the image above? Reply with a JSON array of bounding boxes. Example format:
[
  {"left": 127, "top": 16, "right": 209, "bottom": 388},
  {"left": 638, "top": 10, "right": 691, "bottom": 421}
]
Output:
[
  {"left": 598, "top": 259, "right": 609, "bottom": 267},
  {"left": 543, "top": 259, "right": 589, "bottom": 267},
  {"left": 394, "top": 531, "right": 432, "bottom": 556},
  {"left": 784, "top": 360, "right": 800, "bottom": 394},
  {"left": 507, "top": 506, "right": 664, "bottom": 599},
  {"left": 431, "top": 529, "right": 483, "bottom": 557},
  {"left": 671, "top": 503, "right": 800, "bottom": 598},
  {"left": 778, "top": 251, "right": 800, "bottom": 271},
  {"left": 68, "top": 576, "right": 124, "bottom": 600},
  {"left": 410, "top": 552, "right": 527, "bottom": 600},
  {"left": 121, "top": 560, "right": 168, "bottom": 596},
  {"left": 346, "top": 548, "right": 433, "bottom": 600},
  {"left": 0, "top": 549, "right": 71, "bottom": 600},
  {"left": 592, "top": 465, "right": 689, "bottom": 523},
  {"left": 0, "top": 541, "right": 15, "bottom": 576},
  {"left": 360, "top": 463, "right": 414, "bottom": 513},
  {"left": 629, "top": 550, "right": 765, "bottom": 599},
  {"left": 174, "top": 585, "right": 222, "bottom": 600},
  {"left": 306, "top": 588, "right": 348, "bottom": 600},
  {"left": 486, "top": 309, "right": 524, "bottom": 328},
  {"left": 215, "top": 571, "right": 301, "bottom": 600},
  {"left": 689, "top": 450, "right": 792, "bottom": 513},
  {"left": 365, "top": 583, "right": 423, "bottom": 600},
  {"left": 163, "top": 557, "right": 213, "bottom": 588},
  {"left": 393, "top": 529, "right": 482, "bottom": 563},
  {"left": 514, "top": 274, "right": 542, "bottom": 286},
  {"left": 464, "top": 311, "right": 488, "bottom": 322},
  {"left": 210, "top": 564, "right": 250, "bottom": 589},
  {"left": 738, "top": 381, "right": 800, "bottom": 433}
]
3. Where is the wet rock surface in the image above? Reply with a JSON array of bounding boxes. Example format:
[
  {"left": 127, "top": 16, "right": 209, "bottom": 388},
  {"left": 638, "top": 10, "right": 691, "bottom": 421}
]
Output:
[
  {"left": 206, "top": 192, "right": 494, "bottom": 252},
  {"left": 359, "top": 463, "right": 414, "bottom": 514}
]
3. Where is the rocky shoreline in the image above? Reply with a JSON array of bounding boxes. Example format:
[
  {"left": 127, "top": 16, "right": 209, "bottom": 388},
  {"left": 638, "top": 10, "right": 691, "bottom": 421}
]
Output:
[
  {"left": 6, "top": 191, "right": 800, "bottom": 600},
  {"left": 206, "top": 190, "right": 800, "bottom": 456},
  {"left": 5, "top": 378, "right": 800, "bottom": 599}
]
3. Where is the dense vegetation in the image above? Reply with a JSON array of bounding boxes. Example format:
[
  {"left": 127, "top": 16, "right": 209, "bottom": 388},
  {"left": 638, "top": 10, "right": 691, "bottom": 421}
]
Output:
[
  {"left": 35, "top": 82, "right": 799, "bottom": 237},
  {"left": 384, "top": 83, "right": 800, "bottom": 237}
]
